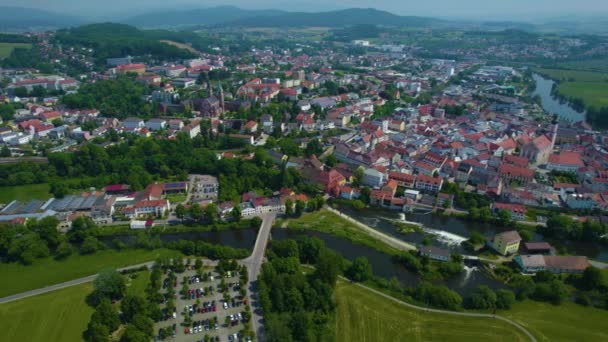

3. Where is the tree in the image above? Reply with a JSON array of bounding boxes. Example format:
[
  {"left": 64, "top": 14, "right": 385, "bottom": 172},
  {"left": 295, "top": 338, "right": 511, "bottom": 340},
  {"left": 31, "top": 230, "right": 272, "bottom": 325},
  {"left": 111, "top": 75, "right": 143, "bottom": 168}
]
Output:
[
  {"left": 0, "top": 145, "right": 10, "bottom": 157},
  {"left": 120, "top": 295, "right": 148, "bottom": 323},
  {"left": 189, "top": 203, "right": 203, "bottom": 221},
  {"left": 120, "top": 325, "right": 148, "bottom": 342},
  {"left": 93, "top": 269, "right": 126, "bottom": 301},
  {"left": 86, "top": 321, "right": 110, "bottom": 342},
  {"left": 285, "top": 199, "right": 293, "bottom": 216},
  {"left": 346, "top": 257, "right": 372, "bottom": 282},
  {"left": 295, "top": 200, "right": 306, "bottom": 216},
  {"left": 131, "top": 314, "right": 154, "bottom": 338},
  {"left": 231, "top": 205, "right": 242, "bottom": 221},
  {"left": 92, "top": 299, "right": 121, "bottom": 332},
  {"left": 81, "top": 236, "right": 100, "bottom": 254},
  {"left": 353, "top": 167, "right": 364, "bottom": 187},
  {"left": 495, "top": 289, "right": 516, "bottom": 310},
  {"left": 175, "top": 204, "right": 186, "bottom": 221},
  {"left": 205, "top": 203, "right": 219, "bottom": 223},
  {"left": 496, "top": 209, "right": 512, "bottom": 226},
  {"left": 49, "top": 181, "right": 69, "bottom": 198},
  {"left": 581, "top": 266, "right": 604, "bottom": 291},
  {"left": 314, "top": 249, "right": 340, "bottom": 286},
  {"left": 466, "top": 285, "right": 497, "bottom": 310}
]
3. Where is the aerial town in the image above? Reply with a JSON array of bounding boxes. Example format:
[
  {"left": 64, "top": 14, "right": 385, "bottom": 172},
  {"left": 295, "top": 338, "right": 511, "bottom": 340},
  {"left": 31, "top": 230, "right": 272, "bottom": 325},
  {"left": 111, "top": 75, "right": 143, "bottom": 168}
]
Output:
[{"left": 1, "top": 3, "right": 608, "bottom": 342}]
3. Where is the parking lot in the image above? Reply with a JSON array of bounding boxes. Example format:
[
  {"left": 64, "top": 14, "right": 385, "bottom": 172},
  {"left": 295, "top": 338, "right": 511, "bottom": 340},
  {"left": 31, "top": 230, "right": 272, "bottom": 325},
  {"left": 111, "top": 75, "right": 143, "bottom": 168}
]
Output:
[{"left": 154, "top": 263, "right": 253, "bottom": 342}]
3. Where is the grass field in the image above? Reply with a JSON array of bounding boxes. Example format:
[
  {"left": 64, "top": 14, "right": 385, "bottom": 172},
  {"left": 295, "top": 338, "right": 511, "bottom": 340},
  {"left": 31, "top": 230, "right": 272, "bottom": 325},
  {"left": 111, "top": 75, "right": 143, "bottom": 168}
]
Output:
[
  {"left": 277, "top": 209, "right": 401, "bottom": 255},
  {"left": 0, "top": 283, "right": 93, "bottom": 342},
  {"left": 0, "top": 183, "right": 51, "bottom": 204},
  {"left": 534, "top": 68, "right": 608, "bottom": 109},
  {"left": 503, "top": 300, "right": 608, "bottom": 342},
  {"left": 335, "top": 282, "right": 530, "bottom": 342},
  {"left": 126, "top": 270, "right": 150, "bottom": 296},
  {"left": 0, "top": 42, "right": 32, "bottom": 58},
  {"left": 0, "top": 248, "right": 180, "bottom": 298}
]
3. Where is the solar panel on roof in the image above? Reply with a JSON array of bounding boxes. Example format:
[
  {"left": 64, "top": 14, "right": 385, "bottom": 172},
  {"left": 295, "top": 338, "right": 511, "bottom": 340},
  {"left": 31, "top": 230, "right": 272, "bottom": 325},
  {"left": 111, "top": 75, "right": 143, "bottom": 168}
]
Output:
[
  {"left": 82, "top": 196, "right": 97, "bottom": 209},
  {"left": 22, "top": 200, "right": 43, "bottom": 214},
  {"left": 164, "top": 182, "right": 187, "bottom": 189},
  {"left": 69, "top": 197, "right": 85, "bottom": 210}
]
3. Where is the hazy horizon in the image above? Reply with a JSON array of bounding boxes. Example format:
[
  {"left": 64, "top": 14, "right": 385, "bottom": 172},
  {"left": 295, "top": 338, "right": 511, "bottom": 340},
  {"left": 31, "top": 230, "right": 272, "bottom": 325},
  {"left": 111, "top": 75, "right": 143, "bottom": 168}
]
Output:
[{"left": 3, "top": 0, "right": 608, "bottom": 21}]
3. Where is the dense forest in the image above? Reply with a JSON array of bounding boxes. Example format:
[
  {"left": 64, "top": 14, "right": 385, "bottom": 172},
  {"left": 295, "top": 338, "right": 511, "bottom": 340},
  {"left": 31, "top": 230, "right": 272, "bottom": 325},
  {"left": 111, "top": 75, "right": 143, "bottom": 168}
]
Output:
[
  {"left": 0, "top": 134, "right": 305, "bottom": 203},
  {"left": 53, "top": 23, "right": 197, "bottom": 66},
  {"left": 260, "top": 238, "right": 339, "bottom": 342},
  {"left": 61, "top": 75, "right": 154, "bottom": 119}
]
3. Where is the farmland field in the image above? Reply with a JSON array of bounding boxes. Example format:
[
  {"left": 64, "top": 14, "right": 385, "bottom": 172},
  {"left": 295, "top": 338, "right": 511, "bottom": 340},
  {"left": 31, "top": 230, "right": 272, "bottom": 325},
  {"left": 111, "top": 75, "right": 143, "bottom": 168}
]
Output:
[
  {"left": 534, "top": 68, "right": 608, "bottom": 109},
  {"left": 0, "top": 42, "right": 32, "bottom": 58},
  {"left": 335, "top": 282, "right": 530, "bottom": 342},
  {"left": 0, "top": 283, "right": 93, "bottom": 342}
]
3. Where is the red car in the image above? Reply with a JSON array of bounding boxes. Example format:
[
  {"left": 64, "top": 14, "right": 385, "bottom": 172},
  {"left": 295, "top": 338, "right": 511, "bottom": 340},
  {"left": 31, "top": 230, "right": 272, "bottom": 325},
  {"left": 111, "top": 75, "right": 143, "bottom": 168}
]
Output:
[{"left": 184, "top": 327, "right": 190, "bottom": 334}]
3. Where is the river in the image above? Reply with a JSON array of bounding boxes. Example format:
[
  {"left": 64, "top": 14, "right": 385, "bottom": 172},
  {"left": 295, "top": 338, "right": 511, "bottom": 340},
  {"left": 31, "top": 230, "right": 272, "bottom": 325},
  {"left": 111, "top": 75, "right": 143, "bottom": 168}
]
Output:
[
  {"left": 102, "top": 223, "right": 505, "bottom": 296},
  {"left": 338, "top": 205, "right": 608, "bottom": 262},
  {"left": 531, "top": 73, "right": 585, "bottom": 122}
]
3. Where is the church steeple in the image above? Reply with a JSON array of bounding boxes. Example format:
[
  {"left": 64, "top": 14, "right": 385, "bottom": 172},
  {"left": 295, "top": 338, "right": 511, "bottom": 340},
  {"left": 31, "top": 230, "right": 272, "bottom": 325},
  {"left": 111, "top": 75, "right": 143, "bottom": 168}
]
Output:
[{"left": 218, "top": 82, "right": 225, "bottom": 111}]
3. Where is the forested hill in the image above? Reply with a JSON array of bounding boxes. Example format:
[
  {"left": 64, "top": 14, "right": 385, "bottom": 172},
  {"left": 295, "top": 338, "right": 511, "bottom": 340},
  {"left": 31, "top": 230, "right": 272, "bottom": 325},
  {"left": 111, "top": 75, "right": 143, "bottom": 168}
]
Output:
[
  {"left": 123, "top": 6, "right": 286, "bottom": 27},
  {"left": 219, "top": 8, "right": 444, "bottom": 28},
  {"left": 0, "top": 6, "right": 83, "bottom": 31},
  {"left": 53, "top": 23, "right": 198, "bottom": 66}
]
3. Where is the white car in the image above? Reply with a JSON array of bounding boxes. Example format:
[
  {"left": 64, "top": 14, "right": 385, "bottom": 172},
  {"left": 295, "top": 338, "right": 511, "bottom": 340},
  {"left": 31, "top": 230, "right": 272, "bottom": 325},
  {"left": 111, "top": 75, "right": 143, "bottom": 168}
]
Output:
[
  {"left": 172, "top": 312, "right": 176, "bottom": 319},
  {"left": 223, "top": 302, "right": 228, "bottom": 309}
]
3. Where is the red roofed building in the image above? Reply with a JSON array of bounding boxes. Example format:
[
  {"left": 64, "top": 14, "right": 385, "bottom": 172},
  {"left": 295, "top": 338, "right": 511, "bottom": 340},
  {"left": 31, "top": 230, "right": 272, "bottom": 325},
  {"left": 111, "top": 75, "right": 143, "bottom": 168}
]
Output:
[
  {"left": 39, "top": 111, "right": 61, "bottom": 122},
  {"left": 143, "top": 183, "right": 164, "bottom": 201},
  {"left": 498, "top": 164, "right": 535, "bottom": 185},
  {"left": 415, "top": 174, "right": 443, "bottom": 193},
  {"left": 389, "top": 171, "right": 416, "bottom": 188},
  {"left": 547, "top": 151, "right": 584, "bottom": 172},
  {"left": 492, "top": 202, "right": 527, "bottom": 220},
  {"left": 116, "top": 63, "right": 146, "bottom": 75},
  {"left": 244, "top": 120, "right": 258, "bottom": 133},
  {"left": 504, "top": 154, "right": 529, "bottom": 168}
]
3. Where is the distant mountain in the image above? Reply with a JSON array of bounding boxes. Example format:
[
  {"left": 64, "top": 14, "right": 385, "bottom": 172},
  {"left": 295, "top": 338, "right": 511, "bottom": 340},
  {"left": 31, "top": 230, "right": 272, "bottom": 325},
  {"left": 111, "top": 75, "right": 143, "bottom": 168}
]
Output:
[
  {"left": 0, "top": 6, "right": 83, "bottom": 31},
  {"left": 123, "top": 6, "right": 286, "bottom": 28},
  {"left": 220, "top": 8, "right": 443, "bottom": 28}
]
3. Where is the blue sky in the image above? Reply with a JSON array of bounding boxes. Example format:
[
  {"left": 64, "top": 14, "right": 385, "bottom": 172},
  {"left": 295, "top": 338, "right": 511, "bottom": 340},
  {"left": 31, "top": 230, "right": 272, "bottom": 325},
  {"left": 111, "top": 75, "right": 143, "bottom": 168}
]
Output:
[{"left": 6, "top": 0, "right": 608, "bottom": 20}]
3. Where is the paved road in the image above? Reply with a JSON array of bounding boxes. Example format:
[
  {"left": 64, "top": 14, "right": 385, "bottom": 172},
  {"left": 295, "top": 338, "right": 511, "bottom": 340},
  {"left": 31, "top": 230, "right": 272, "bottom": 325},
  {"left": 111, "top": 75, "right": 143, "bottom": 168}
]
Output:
[
  {"left": 240, "top": 212, "right": 276, "bottom": 342},
  {"left": 344, "top": 278, "right": 537, "bottom": 342},
  {"left": 324, "top": 206, "right": 417, "bottom": 251},
  {"left": 0, "top": 261, "right": 156, "bottom": 304}
]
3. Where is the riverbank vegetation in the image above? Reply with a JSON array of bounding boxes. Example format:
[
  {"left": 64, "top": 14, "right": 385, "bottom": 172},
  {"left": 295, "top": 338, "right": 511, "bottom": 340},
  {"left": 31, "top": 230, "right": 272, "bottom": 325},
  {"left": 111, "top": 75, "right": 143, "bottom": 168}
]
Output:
[{"left": 276, "top": 209, "right": 402, "bottom": 255}]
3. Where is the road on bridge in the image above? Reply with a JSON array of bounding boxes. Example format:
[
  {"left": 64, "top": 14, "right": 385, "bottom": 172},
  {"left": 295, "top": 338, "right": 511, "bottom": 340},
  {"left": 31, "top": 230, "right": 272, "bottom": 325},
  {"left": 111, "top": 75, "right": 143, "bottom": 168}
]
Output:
[{"left": 240, "top": 212, "right": 276, "bottom": 342}]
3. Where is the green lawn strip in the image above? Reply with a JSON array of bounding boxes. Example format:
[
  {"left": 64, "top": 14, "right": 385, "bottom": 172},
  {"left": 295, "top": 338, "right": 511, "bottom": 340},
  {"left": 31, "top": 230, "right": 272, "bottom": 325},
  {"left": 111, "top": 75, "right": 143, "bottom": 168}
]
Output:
[
  {"left": 0, "top": 282, "right": 93, "bottom": 342},
  {"left": 503, "top": 300, "right": 608, "bottom": 342},
  {"left": 126, "top": 270, "right": 150, "bottom": 296},
  {"left": 279, "top": 209, "right": 402, "bottom": 255},
  {"left": 0, "top": 248, "right": 181, "bottom": 298},
  {"left": 335, "top": 281, "right": 529, "bottom": 342},
  {"left": 0, "top": 183, "right": 51, "bottom": 203}
]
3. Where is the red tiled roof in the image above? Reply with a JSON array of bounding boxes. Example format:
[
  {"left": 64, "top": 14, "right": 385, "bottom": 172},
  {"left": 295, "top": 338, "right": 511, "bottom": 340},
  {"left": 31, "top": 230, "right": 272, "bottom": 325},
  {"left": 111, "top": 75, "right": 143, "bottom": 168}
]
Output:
[
  {"left": 498, "top": 164, "right": 534, "bottom": 178},
  {"left": 548, "top": 151, "right": 584, "bottom": 167}
]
